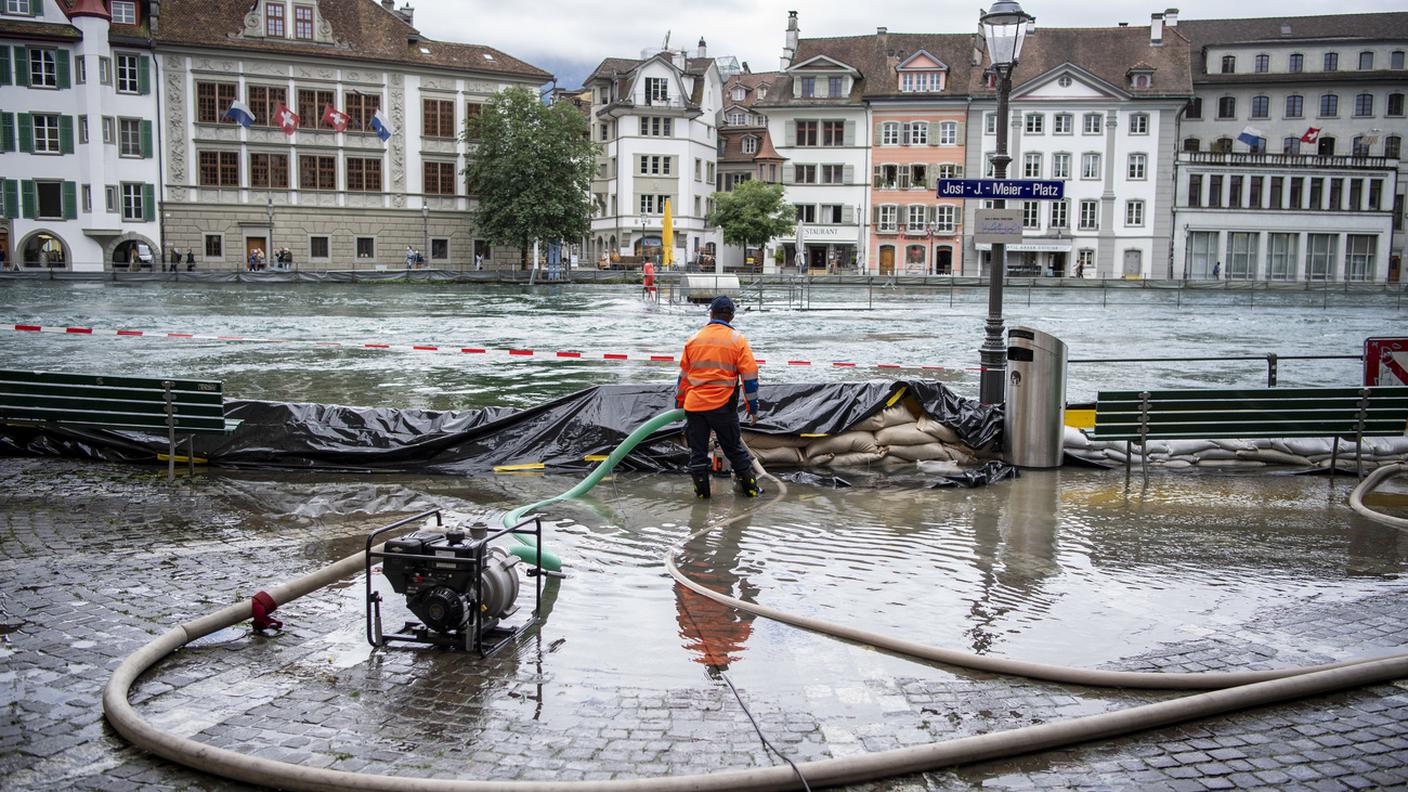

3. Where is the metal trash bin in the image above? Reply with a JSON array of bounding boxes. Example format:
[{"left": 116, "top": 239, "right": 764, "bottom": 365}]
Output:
[{"left": 1004, "top": 326, "right": 1068, "bottom": 468}]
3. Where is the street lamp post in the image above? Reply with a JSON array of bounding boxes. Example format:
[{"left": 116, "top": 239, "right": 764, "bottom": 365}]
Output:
[
  {"left": 977, "top": 0, "right": 1034, "bottom": 406},
  {"left": 421, "top": 204, "right": 429, "bottom": 269},
  {"left": 265, "top": 196, "right": 274, "bottom": 269}
]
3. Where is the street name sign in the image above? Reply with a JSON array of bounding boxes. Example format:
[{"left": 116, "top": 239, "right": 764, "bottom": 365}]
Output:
[
  {"left": 937, "top": 179, "right": 1065, "bottom": 200},
  {"left": 974, "top": 209, "right": 1023, "bottom": 245}
]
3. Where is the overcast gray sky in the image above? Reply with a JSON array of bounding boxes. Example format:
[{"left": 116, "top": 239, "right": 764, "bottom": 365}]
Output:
[{"left": 417, "top": 0, "right": 1405, "bottom": 86}]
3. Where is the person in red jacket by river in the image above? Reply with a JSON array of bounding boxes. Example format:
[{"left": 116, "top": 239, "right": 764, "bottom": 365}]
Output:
[{"left": 676, "top": 296, "right": 761, "bottom": 499}]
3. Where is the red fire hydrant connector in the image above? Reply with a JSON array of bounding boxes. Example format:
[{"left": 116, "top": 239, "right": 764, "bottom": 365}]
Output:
[{"left": 250, "top": 591, "right": 283, "bottom": 632}]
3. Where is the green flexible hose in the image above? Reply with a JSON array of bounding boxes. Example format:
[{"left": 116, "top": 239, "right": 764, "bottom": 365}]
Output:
[{"left": 503, "top": 408, "right": 685, "bottom": 571}]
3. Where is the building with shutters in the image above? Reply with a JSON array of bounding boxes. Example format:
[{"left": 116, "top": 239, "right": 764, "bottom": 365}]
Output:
[
  {"left": 715, "top": 68, "right": 782, "bottom": 270},
  {"left": 1172, "top": 13, "right": 1406, "bottom": 282},
  {"left": 0, "top": 0, "right": 159, "bottom": 271},
  {"left": 582, "top": 42, "right": 723, "bottom": 267},
  {"left": 152, "top": 0, "right": 549, "bottom": 271}
]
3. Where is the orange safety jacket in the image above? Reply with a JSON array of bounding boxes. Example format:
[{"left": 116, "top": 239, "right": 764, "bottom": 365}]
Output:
[{"left": 677, "top": 321, "right": 759, "bottom": 412}]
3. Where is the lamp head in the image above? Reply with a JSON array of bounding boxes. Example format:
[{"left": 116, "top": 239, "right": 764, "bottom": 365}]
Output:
[{"left": 981, "top": 0, "right": 1033, "bottom": 68}]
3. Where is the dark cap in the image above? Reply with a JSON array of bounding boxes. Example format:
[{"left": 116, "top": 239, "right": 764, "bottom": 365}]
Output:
[{"left": 709, "top": 295, "right": 736, "bottom": 314}]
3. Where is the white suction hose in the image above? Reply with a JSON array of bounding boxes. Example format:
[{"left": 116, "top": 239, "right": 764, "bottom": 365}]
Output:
[{"left": 1349, "top": 462, "right": 1408, "bottom": 530}]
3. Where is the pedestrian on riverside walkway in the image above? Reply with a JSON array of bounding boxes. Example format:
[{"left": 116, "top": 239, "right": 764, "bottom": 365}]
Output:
[
  {"left": 1213, "top": 261, "right": 1221, "bottom": 279},
  {"left": 677, "top": 295, "right": 761, "bottom": 500}
]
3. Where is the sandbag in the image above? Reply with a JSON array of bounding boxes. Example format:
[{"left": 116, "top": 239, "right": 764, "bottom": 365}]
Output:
[
  {"left": 1164, "top": 439, "right": 1220, "bottom": 456},
  {"left": 849, "top": 402, "right": 917, "bottom": 432},
  {"left": 947, "top": 448, "right": 978, "bottom": 466},
  {"left": 917, "top": 459, "right": 964, "bottom": 476},
  {"left": 806, "top": 452, "right": 834, "bottom": 466},
  {"left": 917, "top": 413, "right": 963, "bottom": 445},
  {"left": 806, "top": 431, "right": 880, "bottom": 458},
  {"left": 1164, "top": 459, "right": 1194, "bottom": 469},
  {"left": 752, "top": 446, "right": 804, "bottom": 467},
  {"left": 1194, "top": 449, "right": 1239, "bottom": 461},
  {"left": 1244, "top": 448, "right": 1314, "bottom": 466},
  {"left": 1273, "top": 438, "right": 1334, "bottom": 457},
  {"left": 876, "top": 423, "right": 935, "bottom": 447},
  {"left": 885, "top": 442, "right": 953, "bottom": 462},
  {"left": 742, "top": 432, "right": 809, "bottom": 450},
  {"left": 1195, "top": 459, "right": 1267, "bottom": 468},
  {"left": 1063, "top": 425, "right": 1091, "bottom": 449},
  {"left": 825, "top": 450, "right": 887, "bottom": 468}
]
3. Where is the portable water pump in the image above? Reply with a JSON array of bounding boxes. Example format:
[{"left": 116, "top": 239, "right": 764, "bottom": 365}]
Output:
[{"left": 365, "top": 510, "right": 542, "bottom": 655}]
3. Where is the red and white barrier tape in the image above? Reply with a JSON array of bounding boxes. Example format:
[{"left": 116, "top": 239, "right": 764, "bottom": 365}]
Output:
[{"left": 4, "top": 323, "right": 984, "bottom": 373}]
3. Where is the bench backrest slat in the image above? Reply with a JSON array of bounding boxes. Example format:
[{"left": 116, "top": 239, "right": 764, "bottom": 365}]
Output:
[
  {"left": 0, "top": 369, "right": 231, "bottom": 435},
  {"left": 1086, "top": 386, "right": 1408, "bottom": 441}
]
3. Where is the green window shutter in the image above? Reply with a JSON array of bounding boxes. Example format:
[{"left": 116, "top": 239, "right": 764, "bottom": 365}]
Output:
[
  {"left": 2, "top": 180, "right": 18, "bottom": 219},
  {"left": 14, "top": 47, "right": 29, "bottom": 88},
  {"left": 55, "top": 49, "right": 70, "bottom": 89},
  {"left": 137, "top": 55, "right": 150, "bottom": 95},
  {"left": 0, "top": 112, "right": 13, "bottom": 152},
  {"left": 142, "top": 184, "right": 154, "bottom": 221},
  {"left": 58, "top": 114, "right": 73, "bottom": 154},
  {"left": 0, "top": 47, "right": 10, "bottom": 87},
  {"left": 21, "top": 180, "right": 37, "bottom": 219},
  {"left": 140, "top": 120, "right": 152, "bottom": 158},
  {"left": 31, "top": 0, "right": 43, "bottom": 16},
  {"left": 61, "top": 181, "right": 77, "bottom": 219},
  {"left": 17, "top": 113, "right": 33, "bottom": 153}
]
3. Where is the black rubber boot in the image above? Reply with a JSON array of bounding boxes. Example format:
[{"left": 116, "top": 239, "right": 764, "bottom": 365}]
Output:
[
  {"left": 692, "top": 471, "right": 711, "bottom": 499},
  {"left": 734, "top": 470, "right": 760, "bottom": 497}
]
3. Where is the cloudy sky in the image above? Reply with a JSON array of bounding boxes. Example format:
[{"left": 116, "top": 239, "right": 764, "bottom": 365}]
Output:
[{"left": 416, "top": 0, "right": 1405, "bottom": 87}]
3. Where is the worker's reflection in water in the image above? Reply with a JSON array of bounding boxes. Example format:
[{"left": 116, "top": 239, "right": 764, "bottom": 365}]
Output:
[{"left": 673, "top": 500, "right": 761, "bottom": 671}]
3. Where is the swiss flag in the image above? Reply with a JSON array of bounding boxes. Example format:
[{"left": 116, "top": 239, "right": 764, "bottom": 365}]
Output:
[
  {"left": 1300, "top": 127, "right": 1321, "bottom": 144},
  {"left": 322, "top": 104, "right": 350, "bottom": 132},
  {"left": 273, "top": 103, "right": 300, "bottom": 135}
]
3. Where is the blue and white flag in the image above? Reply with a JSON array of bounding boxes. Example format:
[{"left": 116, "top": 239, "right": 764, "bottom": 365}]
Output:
[
  {"left": 370, "top": 109, "right": 393, "bottom": 142},
  {"left": 1236, "top": 125, "right": 1264, "bottom": 147},
  {"left": 225, "top": 100, "right": 255, "bottom": 129}
]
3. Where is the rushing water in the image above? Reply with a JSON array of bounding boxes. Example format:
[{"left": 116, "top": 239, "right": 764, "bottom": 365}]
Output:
[
  {"left": 0, "top": 280, "right": 1401, "bottom": 409},
  {"left": 4, "top": 280, "right": 1406, "bottom": 679}
]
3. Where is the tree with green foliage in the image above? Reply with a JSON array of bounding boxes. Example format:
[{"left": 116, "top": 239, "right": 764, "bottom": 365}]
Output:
[
  {"left": 464, "top": 87, "right": 598, "bottom": 268},
  {"left": 707, "top": 181, "right": 795, "bottom": 267}
]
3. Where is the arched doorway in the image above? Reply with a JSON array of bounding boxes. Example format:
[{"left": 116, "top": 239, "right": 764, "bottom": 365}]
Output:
[
  {"left": 19, "top": 231, "right": 68, "bottom": 269},
  {"left": 935, "top": 246, "right": 953, "bottom": 275},
  {"left": 110, "top": 235, "right": 157, "bottom": 271}
]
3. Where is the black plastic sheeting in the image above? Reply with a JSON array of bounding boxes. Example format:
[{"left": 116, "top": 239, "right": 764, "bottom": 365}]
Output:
[{"left": 0, "top": 379, "right": 1005, "bottom": 479}]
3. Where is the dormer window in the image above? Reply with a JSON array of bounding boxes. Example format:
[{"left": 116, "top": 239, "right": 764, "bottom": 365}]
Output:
[
  {"left": 266, "top": 3, "right": 285, "bottom": 37},
  {"left": 742, "top": 136, "right": 758, "bottom": 154},
  {"left": 900, "top": 71, "right": 943, "bottom": 92},
  {"left": 111, "top": 0, "right": 137, "bottom": 24},
  {"left": 1127, "top": 66, "right": 1154, "bottom": 89},
  {"left": 757, "top": 86, "right": 767, "bottom": 99},
  {"left": 731, "top": 86, "right": 746, "bottom": 101},
  {"left": 3, "top": 0, "right": 33, "bottom": 14},
  {"left": 293, "top": 5, "right": 314, "bottom": 39}
]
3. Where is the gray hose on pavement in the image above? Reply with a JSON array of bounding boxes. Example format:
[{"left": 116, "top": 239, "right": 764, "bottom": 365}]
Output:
[
  {"left": 104, "top": 457, "right": 1408, "bottom": 791},
  {"left": 1349, "top": 463, "right": 1408, "bottom": 530}
]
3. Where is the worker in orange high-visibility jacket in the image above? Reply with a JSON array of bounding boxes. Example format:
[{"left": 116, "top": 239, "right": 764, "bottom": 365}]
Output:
[{"left": 677, "top": 295, "right": 761, "bottom": 499}]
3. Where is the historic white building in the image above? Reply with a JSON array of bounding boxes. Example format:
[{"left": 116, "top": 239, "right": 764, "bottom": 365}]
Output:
[
  {"left": 584, "top": 43, "right": 722, "bottom": 266},
  {"left": 965, "top": 18, "right": 1191, "bottom": 279},
  {"left": 153, "top": 0, "right": 549, "bottom": 270},
  {"left": 1, "top": 0, "right": 161, "bottom": 271},
  {"left": 755, "top": 12, "right": 871, "bottom": 272},
  {"left": 1174, "top": 13, "right": 1406, "bottom": 281}
]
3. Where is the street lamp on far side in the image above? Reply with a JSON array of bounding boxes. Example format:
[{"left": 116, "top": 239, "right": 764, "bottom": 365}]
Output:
[
  {"left": 421, "top": 203, "right": 429, "bottom": 269},
  {"left": 265, "top": 196, "right": 274, "bottom": 267},
  {"left": 977, "top": 0, "right": 1034, "bottom": 406}
]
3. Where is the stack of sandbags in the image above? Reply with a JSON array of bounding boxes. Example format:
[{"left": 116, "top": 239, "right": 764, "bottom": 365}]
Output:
[
  {"left": 741, "top": 432, "right": 808, "bottom": 467},
  {"left": 1063, "top": 428, "right": 1408, "bottom": 471},
  {"left": 737, "top": 401, "right": 990, "bottom": 471},
  {"left": 804, "top": 429, "right": 885, "bottom": 468}
]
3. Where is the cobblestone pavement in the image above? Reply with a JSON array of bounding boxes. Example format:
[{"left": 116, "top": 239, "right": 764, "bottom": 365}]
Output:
[{"left": 3, "top": 457, "right": 1407, "bottom": 791}]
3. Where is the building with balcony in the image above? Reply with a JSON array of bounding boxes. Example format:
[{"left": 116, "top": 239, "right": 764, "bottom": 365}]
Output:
[
  {"left": 755, "top": 11, "right": 870, "bottom": 273},
  {"left": 1, "top": 0, "right": 160, "bottom": 272},
  {"left": 1176, "top": 12, "right": 1407, "bottom": 281},
  {"left": 964, "top": 16, "right": 1192, "bottom": 279},
  {"left": 154, "top": 0, "right": 549, "bottom": 270},
  {"left": 583, "top": 41, "right": 722, "bottom": 266}
]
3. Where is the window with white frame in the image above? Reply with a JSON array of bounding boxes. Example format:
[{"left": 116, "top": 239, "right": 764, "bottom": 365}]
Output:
[
  {"left": 937, "top": 163, "right": 962, "bottom": 178},
  {"left": 641, "top": 117, "right": 673, "bottom": 136},
  {"left": 638, "top": 155, "right": 671, "bottom": 176},
  {"left": 908, "top": 122, "right": 928, "bottom": 145},
  {"left": 1052, "top": 152, "right": 1071, "bottom": 179},
  {"left": 1078, "top": 199, "right": 1098, "bottom": 230},
  {"left": 644, "top": 77, "right": 669, "bottom": 104},
  {"left": 98, "top": 56, "right": 111, "bottom": 85},
  {"left": 29, "top": 48, "right": 57, "bottom": 88},
  {"left": 821, "top": 164, "right": 844, "bottom": 184},
  {"left": 933, "top": 205, "right": 956, "bottom": 233},
  {"left": 1125, "top": 199, "right": 1144, "bottom": 226},
  {"left": 878, "top": 205, "right": 897, "bottom": 232},
  {"left": 900, "top": 70, "right": 943, "bottom": 92},
  {"left": 1077, "top": 248, "right": 1094, "bottom": 270},
  {"left": 121, "top": 183, "right": 145, "bottom": 221},
  {"left": 1024, "top": 113, "right": 1044, "bottom": 134},
  {"left": 795, "top": 204, "right": 817, "bottom": 223},
  {"left": 5, "top": 0, "right": 32, "bottom": 12},
  {"left": 1053, "top": 113, "right": 1072, "bottom": 134},
  {"left": 638, "top": 194, "right": 670, "bottom": 214},
  {"left": 1129, "top": 112, "right": 1149, "bottom": 134},
  {"left": 75, "top": 57, "right": 86, "bottom": 84},
  {"left": 1022, "top": 152, "right": 1041, "bottom": 178},
  {"left": 726, "top": 112, "right": 748, "bottom": 125},
  {"left": 118, "top": 118, "right": 143, "bottom": 157},
  {"left": 116, "top": 53, "right": 140, "bottom": 94},
  {"left": 880, "top": 122, "right": 900, "bottom": 146},
  {"left": 1050, "top": 199, "right": 1068, "bottom": 228},
  {"left": 1083, "top": 112, "right": 1103, "bottom": 134},
  {"left": 984, "top": 113, "right": 996, "bottom": 134},
  {"left": 1022, "top": 201, "right": 1040, "bottom": 229},
  {"left": 1127, "top": 153, "right": 1147, "bottom": 180},
  {"left": 938, "top": 121, "right": 957, "bottom": 145},
  {"left": 795, "top": 164, "right": 817, "bottom": 184},
  {"left": 32, "top": 114, "right": 61, "bottom": 154},
  {"left": 742, "top": 136, "right": 758, "bottom": 154},
  {"left": 104, "top": 185, "right": 118, "bottom": 213},
  {"left": 731, "top": 87, "right": 746, "bottom": 101},
  {"left": 1081, "top": 152, "right": 1101, "bottom": 179},
  {"left": 78, "top": 115, "right": 88, "bottom": 144},
  {"left": 907, "top": 205, "right": 927, "bottom": 232}
]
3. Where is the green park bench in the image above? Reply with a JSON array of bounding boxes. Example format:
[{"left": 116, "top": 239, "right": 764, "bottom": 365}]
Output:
[
  {"left": 1085, "top": 386, "right": 1408, "bottom": 481},
  {"left": 0, "top": 369, "right": 241, "bottom": 481}
]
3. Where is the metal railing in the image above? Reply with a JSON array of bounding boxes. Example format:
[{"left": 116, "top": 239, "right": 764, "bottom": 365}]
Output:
[
  {"left": 1178, "top": 151, "right": 1396, "bottom": 170},
  {"left": 1068, "top": 353, "right": 1363, "bottom": 388}
]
